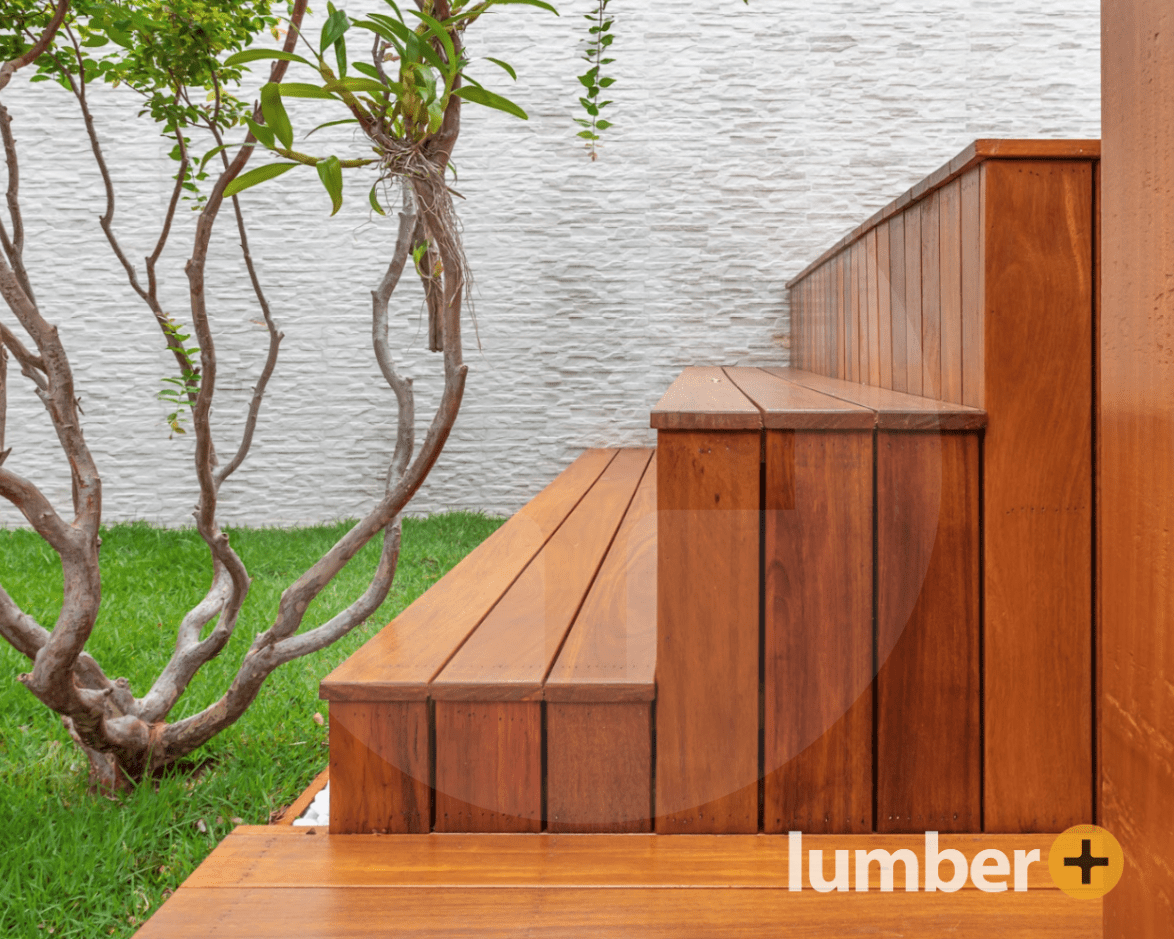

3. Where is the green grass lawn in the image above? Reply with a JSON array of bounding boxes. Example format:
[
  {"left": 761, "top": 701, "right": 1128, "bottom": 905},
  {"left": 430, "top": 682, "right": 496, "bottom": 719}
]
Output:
[{"left": 0, "top": 512, "right": 504, "bottom": 937}]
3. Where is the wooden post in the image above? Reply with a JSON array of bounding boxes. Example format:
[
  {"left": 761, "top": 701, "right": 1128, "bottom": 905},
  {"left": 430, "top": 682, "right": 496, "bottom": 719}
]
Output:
[{"left": 1101, "top": 4, "right": 1174, "bottom": 933}]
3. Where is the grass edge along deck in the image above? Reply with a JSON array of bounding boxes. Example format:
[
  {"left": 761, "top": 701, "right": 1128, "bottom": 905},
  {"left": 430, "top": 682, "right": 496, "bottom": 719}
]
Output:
[{"left": 132, "top": 826, "right": 1101, "bottom": 938}]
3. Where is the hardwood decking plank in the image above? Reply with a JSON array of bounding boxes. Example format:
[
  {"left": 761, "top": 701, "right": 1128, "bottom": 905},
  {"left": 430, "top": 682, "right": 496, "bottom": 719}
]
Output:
[
  {"left": 136, "top": 886, "right": 1099, "bottom": 939},
  {"left": 723, "top": 367, "right": 874, "bottom": 430},
  {"left": 766, "top": 368, "right": 987, "bottom": 431},
  {"left": 890, "top": 213, "right": 908, "bottom": 392},
  {"left": 185, "top": 828, "right": 1064, "bottom": 890},
  {"left": 876, "top": 222, "right": 893, "bottom": 388},
  {"left": 545, "top": 454, "right": 658, "bottom": 702},
  {"left": 904, "top": 202, "right": 924, "bottom": 396},
  {"left": 939, "top": 178, "right": 964, "bottom": 404},
  {"left": 920, "top": 190, "right": 943, "bottom": 399},
  {"left": 649, "top": 366, "right": 762, "bottom": 431},
  {"left": 319, "top": 448, "right": 617, "bottom": 701}
]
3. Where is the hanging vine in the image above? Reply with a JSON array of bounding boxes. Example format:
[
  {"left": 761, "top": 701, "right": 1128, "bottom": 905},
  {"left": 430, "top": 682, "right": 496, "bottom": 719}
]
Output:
[{"left": 574, "top": 0, "right": 613, "bottom": 160}]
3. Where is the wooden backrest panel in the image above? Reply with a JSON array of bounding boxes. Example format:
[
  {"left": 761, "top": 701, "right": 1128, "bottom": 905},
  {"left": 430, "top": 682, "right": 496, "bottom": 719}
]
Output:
[
  {"left": 545, "top": 453, "right": 658, "bottom": 703},
  {"left": 319, "top": 448, "right": 617, "bottom": 701},
  {"left": 432, "top": 448, "right": 652, "bottom": 701}
]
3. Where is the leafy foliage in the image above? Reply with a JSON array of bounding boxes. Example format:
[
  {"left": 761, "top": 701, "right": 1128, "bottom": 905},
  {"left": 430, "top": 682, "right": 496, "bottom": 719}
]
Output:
[{"left": 573, "top": 0, "right": 614, "bottom": 160}]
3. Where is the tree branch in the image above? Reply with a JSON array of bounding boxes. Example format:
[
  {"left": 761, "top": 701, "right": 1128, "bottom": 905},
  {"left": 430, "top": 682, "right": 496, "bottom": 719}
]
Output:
[
  {"left": 0, "top": 101, "right": 35, "bottom": 306},
  {"left": 0, "top": 0, "right": 71, "bottom": 93},
  {"left": 0, "top": 580, "right": 50, "bottom": 660}
]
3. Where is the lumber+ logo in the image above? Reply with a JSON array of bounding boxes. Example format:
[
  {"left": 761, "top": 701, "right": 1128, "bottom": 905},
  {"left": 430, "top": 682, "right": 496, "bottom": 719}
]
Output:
[{"left": 785, "top": 827, "right": 1122, "bottom": 897}]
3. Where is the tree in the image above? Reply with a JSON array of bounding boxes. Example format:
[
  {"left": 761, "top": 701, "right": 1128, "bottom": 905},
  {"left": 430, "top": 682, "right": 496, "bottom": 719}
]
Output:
[{"left": 0, "top": 0, "right": 555, "bottom": 791}]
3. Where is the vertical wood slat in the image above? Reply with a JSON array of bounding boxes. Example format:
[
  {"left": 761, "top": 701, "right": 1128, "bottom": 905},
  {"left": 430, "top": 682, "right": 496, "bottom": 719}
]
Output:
[
  {"left": 763, "top": 430, "right": 873, "bottom": 834},
  {"left": 819, "top": 262, "right": 830, "bottom": 376},
  {"left": 939, "top": 178, "right": 964, "bottom": 404},
  {"left": 1101, "top": 10, "right": 1174, "bottom": 931},
  {"left": 961, "top": 167, "right": 985, "bottom": 408},
  {"left": 328, "top": 702, "right": 431, "bottom": 834},
  {"left": 904, "top": 205, "right": 924, "bottom": 396},
  {"left": 845, "top": 247, "right": 858, "bottom": 382},
  {"left": 890, "top": 214, "right": 908, "bottom": 392},
  {"left": 877, "top": 221, "right": 893, "bottom": 389},
  {"left": 866, "top": 228, "right": 881, "bottom": 386},
  {"left": 434, "top": 702, "right": 542, "bottom": 832},
  {"left": 876, "top": 432, "right": 982, "bottom": 833},
  {"left": 838, "top": 250, "right": 849, "bottom": 379},
  {"left": 982, "top": 160, "right": 1094, "bottom": 832},
  {"left": 656, "top": 430, "right": 760, "bottom": 833},
  {"left": 855, "top": 239, "right": 870, "bottom": 383},
  {"left": 921, "top": 190, "right": 943, "bottom": 399}
]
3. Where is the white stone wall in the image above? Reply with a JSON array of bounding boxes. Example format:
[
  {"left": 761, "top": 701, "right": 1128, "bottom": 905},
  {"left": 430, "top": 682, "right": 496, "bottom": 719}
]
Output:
[{"left": 0, "top": 0, "right": 1100, "bottom": 527}]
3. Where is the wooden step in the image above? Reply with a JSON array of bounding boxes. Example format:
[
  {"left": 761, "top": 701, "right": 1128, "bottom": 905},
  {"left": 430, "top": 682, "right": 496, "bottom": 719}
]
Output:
[{"left": 133, "top": 827, "right": 1101, "bottom": 938}]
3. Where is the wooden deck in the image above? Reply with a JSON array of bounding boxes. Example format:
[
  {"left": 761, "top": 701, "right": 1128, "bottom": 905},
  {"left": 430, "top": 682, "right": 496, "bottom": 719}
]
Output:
[{"left": 134, "top": 827, "right": 1101, "bottom": 937}]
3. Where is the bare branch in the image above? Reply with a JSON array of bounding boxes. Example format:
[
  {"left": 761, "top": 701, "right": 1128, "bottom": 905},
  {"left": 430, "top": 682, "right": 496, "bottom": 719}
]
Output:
[
  {"left": 0, "top": 343, "right": 6, "bottom": 463},
  {"left": 0, "top": 101, "right": 35, "bottom": 306},
  {"left": 0, "top": 0, "right": 71, "bottom": 93},
  {"left": 0, "top": 581, "right": 49, "bottom": 660}
]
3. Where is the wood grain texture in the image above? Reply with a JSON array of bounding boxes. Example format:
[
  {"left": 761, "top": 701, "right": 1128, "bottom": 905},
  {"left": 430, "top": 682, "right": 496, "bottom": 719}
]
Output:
[
  {"left": 877, "top": 220, "right": 893, "bottom": 389},
  {"left": 135, "top": 885, "right": 1101, "bottom": 939},
  {"left": 431, "top": 448, "right": 651, "bottom": 701},
  {"left": 846, "top": 243, "right": 859, "bottom": 382},
  {"left": 981, "top": 159, "right": 1094, "bottom": 833},
  {"left": 1101, "top": 14, "right": 1174, "bottom": 935},
  {"left": 545, "top": 455, "right": 657, "bottom": 704},
  {"left": 866, "top": 228, "right": 881, "bottom": 386},
  {"left": 763, "top": 429, "right": 873, "bottom": 834},
  {"left": 650, "top": 367, "right": 762, "bottom": 431},
  {"left": 939, "top": 178, "right": 964, "bottom": 404},
  {"left": 904, "top": 203, "right": 924, "bottom": 396},
  {"left": 785, "top": 139, "right": 1100, "bottom": 288},
  {"left": 655, "top": 430, "right": 760, "bottom": 832},
  {"left": 890, "top": 213, "right": 908, "bottom": 392},
  {"left": 838, "top": 250, "right": 849, "bottom": 378},
  {"left": 876, "top": 432, "right": 981, "bottom": 834},
  {"left": 184, "top": 828, "right": 1067, "bottom": 891},
  {"left": 833, "top": 252, "right": 845, "bottom": 378},
  {"left": 767, "top": 367, "right": 987, "bottom": 431},
  {"left": 960, "top": 167, "right": 985, "bottom": 408},
  {"left": 855, "top": 239, "right": 869, "bottom": 382},
  {"left": 921, "top": 190, "right": 943, "bottom": 399},
  {"left": 320, "top": 449, "right": 615, "bottom": 701},
  {"left": 328, "top": 702, "right": 430, "bottom": 834},
  {"left": 723, "top": 367, "right": 874, "bottom": 430},
  {"left": 434, "top": 701, "right": 542, "bottom": 832},
  {"left": 546, "top": 702, "right": 652, "bottom": 832}
]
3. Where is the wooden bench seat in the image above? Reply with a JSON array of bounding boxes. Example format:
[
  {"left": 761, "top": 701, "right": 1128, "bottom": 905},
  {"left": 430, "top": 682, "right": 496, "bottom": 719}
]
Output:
[
  {"left": 320, "top": 447, "right": 657, "bottom": 834},
  {"left": 651, "top": 365, "right": 986, "bottom": 834}
]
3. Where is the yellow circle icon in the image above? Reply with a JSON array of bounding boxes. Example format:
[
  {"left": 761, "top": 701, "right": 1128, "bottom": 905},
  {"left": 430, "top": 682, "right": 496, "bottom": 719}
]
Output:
[{"left": 1048, "top": 825, "right": 1124, "bottom": 899}]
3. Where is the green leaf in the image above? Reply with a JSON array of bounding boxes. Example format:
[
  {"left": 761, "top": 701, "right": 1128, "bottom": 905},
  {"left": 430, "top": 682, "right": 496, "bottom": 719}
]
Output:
[
  {"left": 599, "top": 77, "right": 616, "bottom": 88},
  {"left": 260, "top": 84, "right": 294, "bottom": 150},
  {"left": 486, "top": 57, "right": 517, "bottom": 81},
  {"left": 316, "top": 155, "right": 345, "bottom": 216},
  {"left": 320, "top": 9, "right": 351, "bottom": 53},
  {"left": 323, "top": 77, "right": 391, "bottom": 95},
  {"left": 595, "top": 120, "right": 612, "bottom": 129},
  {"left": 224, "top": 162, "right": 299, "bottom": 198},
  {"left": 353, "top": 62, "right": 381, "bottom": 80},
  {"left": 576, "top": 130, "right": 598, "bottom": 139},
  {"left": 306, "top": 117, "right": 361, "bottom": 138},
  {"left": 243, "top": 117, "right": 275, "bottom": 150},
  {"left": 197, "top": 145, "right": 230, "bottom": 173},
  {"left": 454, "top": 85, "right": 527, "bottom": 120},
  {"left": 488, "top": 0, "right": 559, "bottom": 14},
  {"left": 278, "top": 82, "right": 338, "bottom": 99},
  {"left": 368, "top": 182, "right": 386, "bottom": 216},
  {"left": 407, "top": 9, "right": 457, "bottom": 75},
  {"left": 336, "top": 35, "right": 348, "bottom": 76},
  {"left": 223, "top": 49, "right": 313, "bottom": 68}
]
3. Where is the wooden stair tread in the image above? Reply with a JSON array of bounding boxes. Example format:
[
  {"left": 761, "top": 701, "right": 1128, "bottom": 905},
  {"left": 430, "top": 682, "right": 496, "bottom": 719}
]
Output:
[
  {"left": 769, "top": 367, "right": 989, "bottom": 430},
  {"left": 649, "top": 366, "right": 762, "bottom": 430},
  {"left": 134, "top": 828, "right": 1101, "bottom": 938},
  {"left": 545, "top": 453, "right": 657, "bottom": 702},
  {"left": 432, "top": 449, "right": 652, "bottom": 700},
  {"left": 319, "top": 448, "right": 618, "bottom": 701},
  {"left": 724, "top": 366, "right": 876, "bottom": 429}
]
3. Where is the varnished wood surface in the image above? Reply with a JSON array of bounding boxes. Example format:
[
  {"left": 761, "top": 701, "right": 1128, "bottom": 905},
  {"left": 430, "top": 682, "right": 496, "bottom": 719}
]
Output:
[
  {"left": 433, "top": 701, "right": 542, "bottom": 832},
  {"left": 545, "top": 455, "right": 657, "bottom": 703},
  {"left": 138, "top": 829, "right": 1098, "bottom": 937},
  {"left": 938, "top": 178, "right": 964, "bottom": 403},
  {"left": 960, "top": 167, "right": 984, "bottom": 408},
  {"left": 763, "top": 430, "right": 873, "bottom": 834},
  {"left": 981, "top": 160, "right": 1093, "bottom": 832},
  {"left": 920, "top": 190, "right": 943, "bottom": 399},
  {"left": 876, "top": 433, "right": 981, "bottom": 834},
  {"left": 431, "top": 448, "right": 651, "bottom": 700},
  {"left": 655, "top": 430, "right": 760, "bottom": 832},
  {"left": 786, "top": 139, "right": 1100, "bottom": 287},
  {"left": 649, "top": 366, "right": 762, "bottom": 430},
  {"left": 722, "top": 366, "right": 874, "bottom": 430},
  {"left": 768, "top": 368, "right": 987, "bottom": 430},
  {"left": 320, "top": 449, "right": 616, "bottom": 701},
  {"left": 547, "top": 703, "right": 652, "bottom": 832},
  {"left": 328, "top": 702, "right": 429, "bottom": 834},
  {"left": 136, "top": 885, "right": 1100, "bottom": 938},
  {"left": 1100, "top": 9, "right": 1174, "bottom": 934},
  {"left": 890, "top": 212, "right": 909, "bottom": 393}
]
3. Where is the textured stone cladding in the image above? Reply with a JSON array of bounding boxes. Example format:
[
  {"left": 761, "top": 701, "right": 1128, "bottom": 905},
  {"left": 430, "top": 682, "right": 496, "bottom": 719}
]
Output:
[{"left": 1, "top": 0, "right": 1099, "bottom": 526}]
